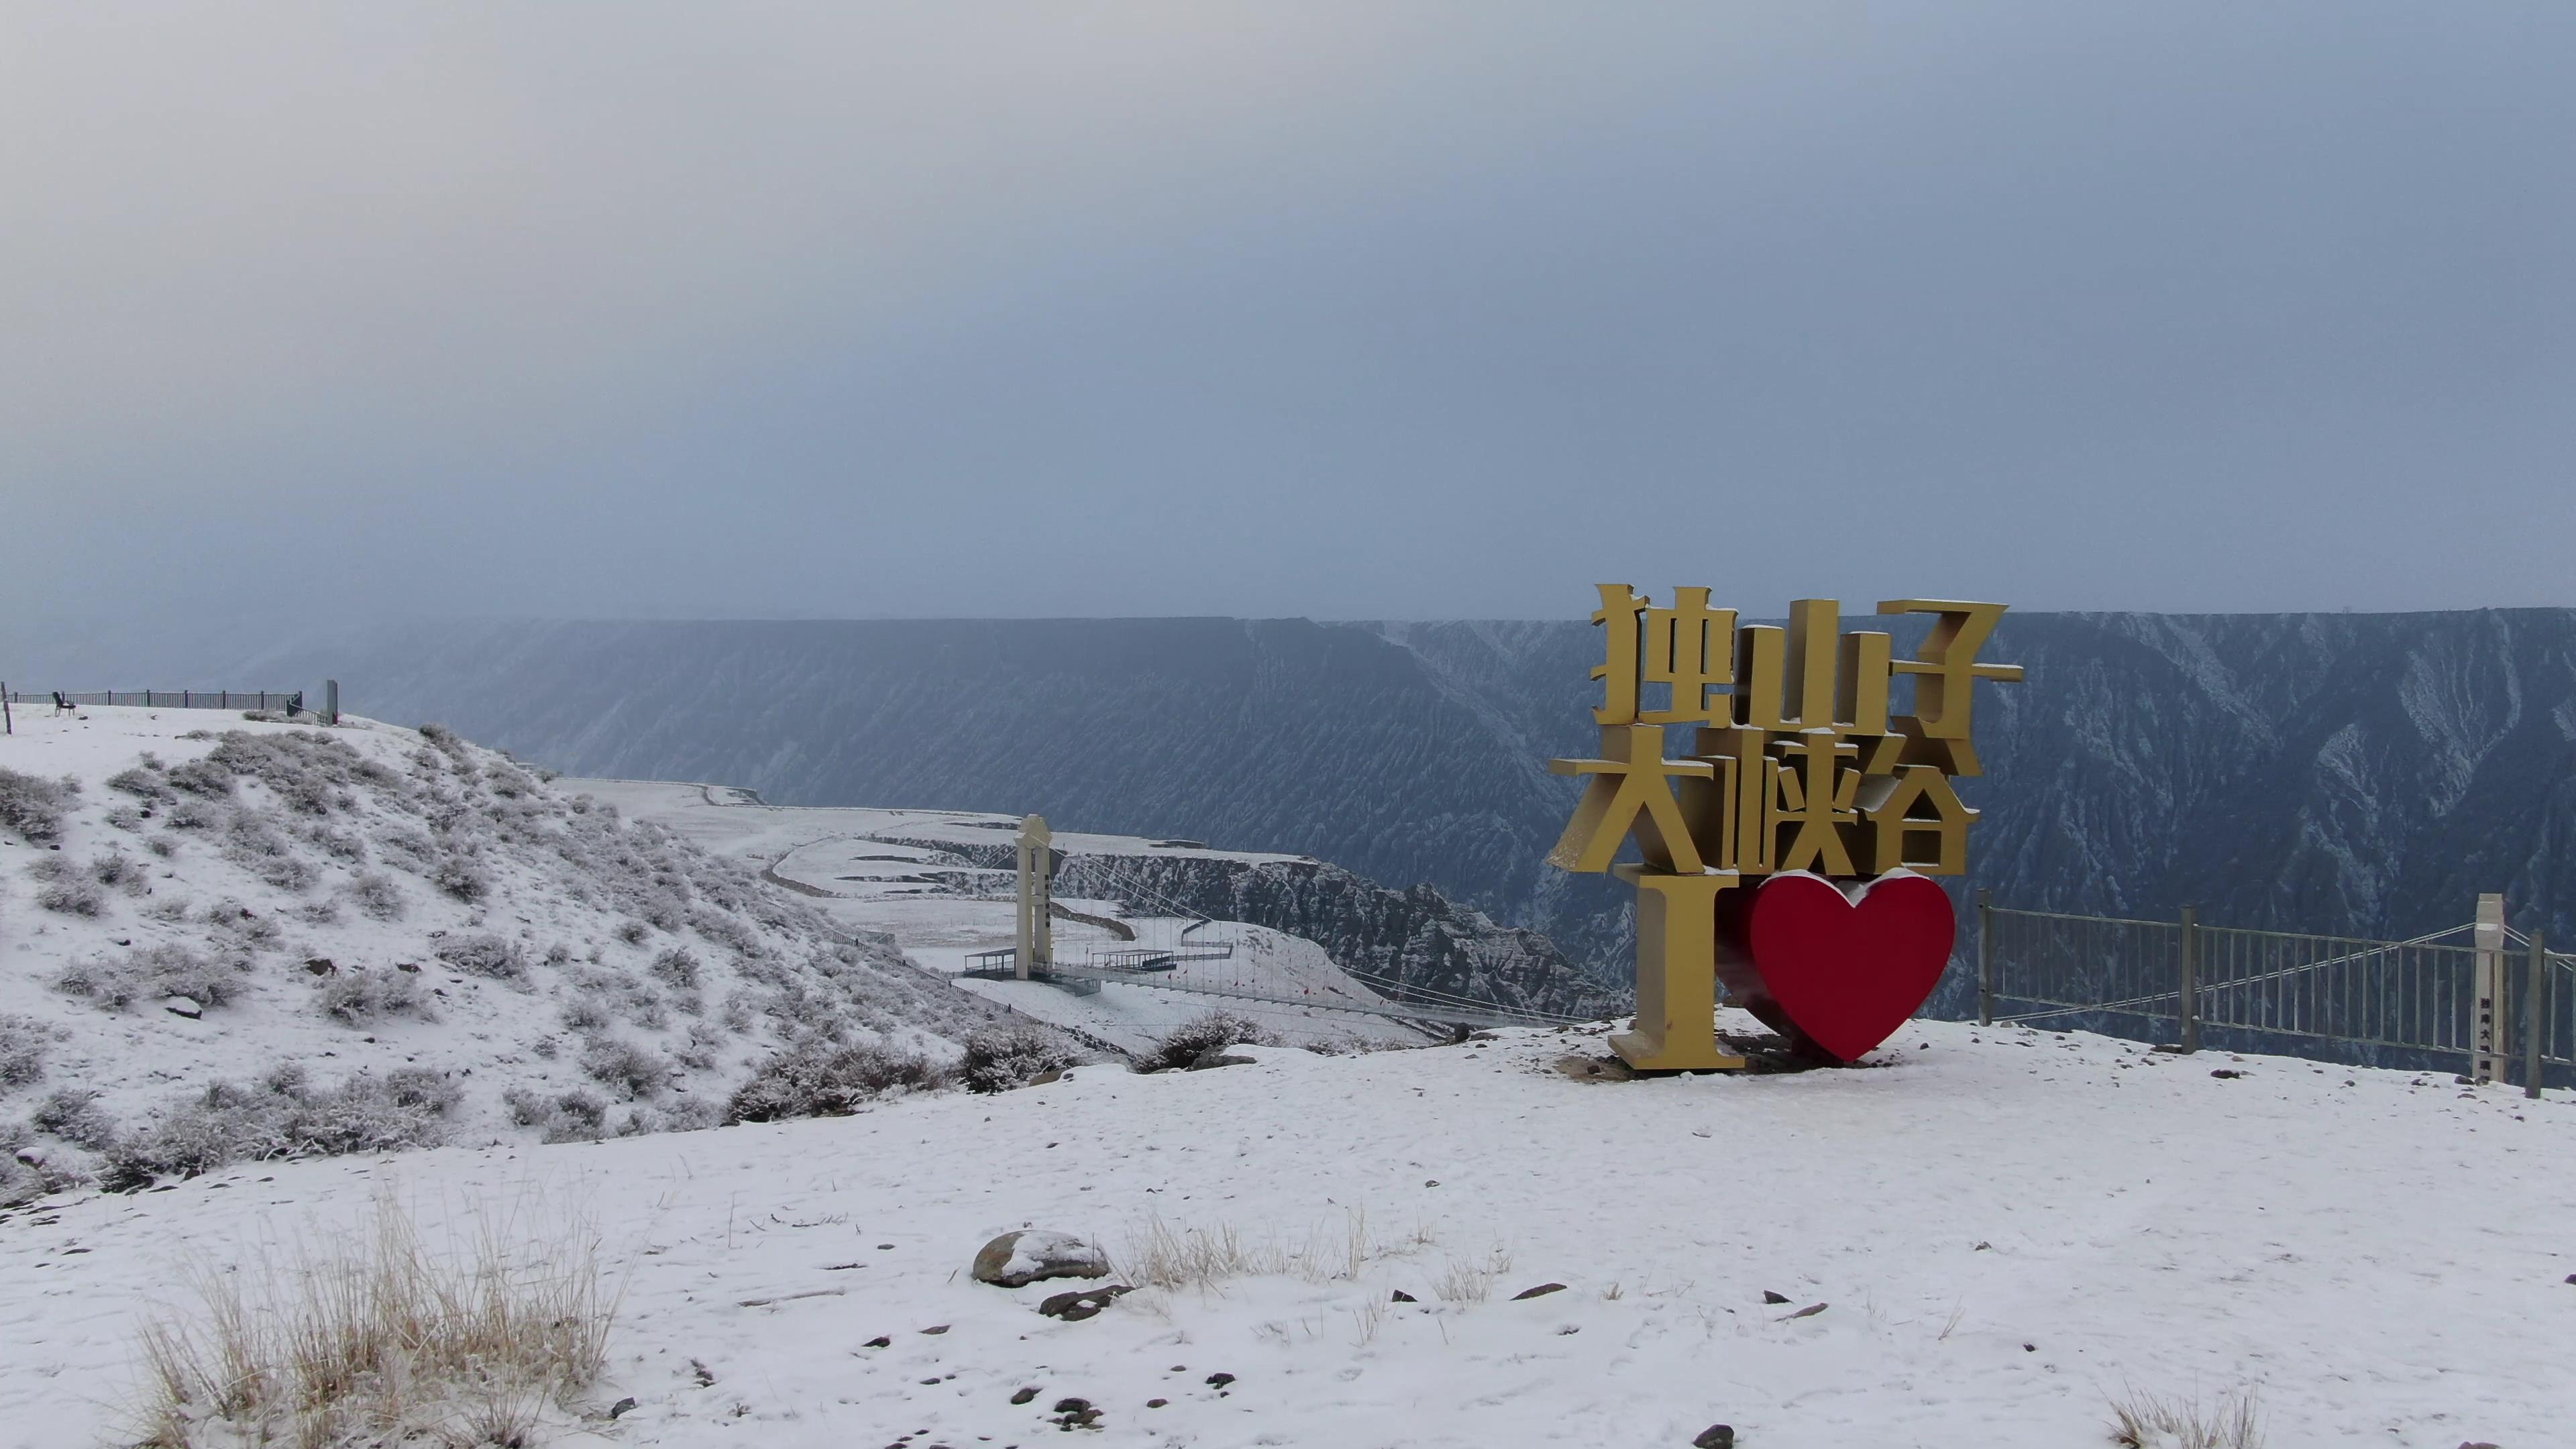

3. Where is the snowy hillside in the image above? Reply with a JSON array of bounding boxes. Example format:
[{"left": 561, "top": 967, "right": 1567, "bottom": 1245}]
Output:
[
  {"left": 5, "top": 1016, "right": 2571, "bottom": 1447},
  {"left": 0, "top": 706, "right": 1037, "bottom": 1200}
]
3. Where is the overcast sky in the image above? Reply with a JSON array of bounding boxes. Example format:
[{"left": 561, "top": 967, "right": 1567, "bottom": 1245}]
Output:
[{"left": 5, "top": 3, "right": 2570, "bottom": 624}]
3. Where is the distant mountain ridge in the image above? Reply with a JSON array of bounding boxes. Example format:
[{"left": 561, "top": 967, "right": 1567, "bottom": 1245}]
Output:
[{"left": 17, "top": 610, "right": 2576, "bottom": 970}]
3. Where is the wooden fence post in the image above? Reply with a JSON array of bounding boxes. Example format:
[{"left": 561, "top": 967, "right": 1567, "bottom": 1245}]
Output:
[
  {"left": 2178, "top": 904, "right": 2200, "bottom": 1054},
  {"left": 326, "top": 679, "right": 339, "bottom": 725},
  {"left": 2, "top": 682, "right": 11, "bottom": 736},
  {"left": 1976, "top": 888, "right": 1994, "bottom": 1026}
]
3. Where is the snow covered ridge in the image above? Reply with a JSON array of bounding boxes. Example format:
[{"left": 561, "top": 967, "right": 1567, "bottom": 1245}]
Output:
[{"left": 0, "top": 706, "right": 1042, "bottom": 1202}]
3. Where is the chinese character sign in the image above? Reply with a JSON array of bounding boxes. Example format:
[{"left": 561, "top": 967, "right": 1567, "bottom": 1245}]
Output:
[{"left": 1548, "top": 592, "right": 2021, "bottom": 1069}]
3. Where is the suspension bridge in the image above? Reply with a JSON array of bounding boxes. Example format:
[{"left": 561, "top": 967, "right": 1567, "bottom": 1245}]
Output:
[{"left": 959, "top": 815, "right": 1591, "bottom": 1032}]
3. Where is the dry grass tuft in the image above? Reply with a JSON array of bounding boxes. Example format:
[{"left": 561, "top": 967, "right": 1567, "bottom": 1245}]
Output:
[
  {"left": 1118, "top": 1208, "right": 1387, "bottom": 1294},
  {"left": 2108, "top": 1387, "right": 2265, "bottom": 1449},
  {"left": 1433, "top": 1246, "right": 1512, "bottom": 1304},
  {"left": 131, "top": 1191, "right": 616, "bottom": 1448}
]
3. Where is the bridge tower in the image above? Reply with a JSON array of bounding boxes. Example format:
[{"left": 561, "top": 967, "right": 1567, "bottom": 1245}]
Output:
[{"left": 1014, "top": 814, "right": 1054, "bottom": 981}]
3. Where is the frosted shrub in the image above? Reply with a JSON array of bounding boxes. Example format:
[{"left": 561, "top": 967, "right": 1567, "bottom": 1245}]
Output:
[
  {"left": 377, "top": 826, "right": 437, "bottom": 873},
  {"left": 108, "top": 762, "right": 175, "bottom": 803},
  {"left": 0, "top": 1015, "right": 51, "bottom": 1091},
  {"left": 579, "top": 1037, "right": 671, "bottom": 1100},
  {"left": 614, "top": 918, "right": 651, "bottom": 947},
  {"left": 727, "top": 1042, "right": 952, "bottom": 1122},
  {"left": 87, "top": 851, "right": 147, "bottom": 892},
  {"left": 648, "top": 947, "right": 702, "bottom": 990},
  {"left": 673, "top": 1022, "right": 725, "bottom": 1071},
  {"left": 417, "top": 720, "right": 469, "bottom": 759},
  {"left": 28, "top": 857, "right": 107, "bottom": 917},
  {"left": 559, "top": 996, "right": 612, "bottom": 1034},
  {"left": 433, "top": 932, "right": 524, "bottom": 982},
  {"left": 1146, "top": 1011, "right": 1277, "bottom": 1072},
  {"left": 432, "top": 853, "right": 492, "bottom": 903},
  {"left": 54, "top": 944, "right": 242, "bottom": 1012},
  {"left": 0, "top": 1124, "right": 83, "bottom": 1207},
  {"left": 101, "top": 1067, "right": 463, "bottom": 1188},
  {"left": 299, "top": 820, "right": 366, "bottom": 863},
  {"left": 317, "top": 970, "right": 437, "bottom": 1026},
  {"left": 688, "top": 905, "right": 761, "bottom": 956},
  {"left": 162, "top": 794, "right": 223, "bottom": 830},
  {"left": 32, "top": 1087, "right": 120, "bottom": 1150},
  {"left": 502, "top": 1085, "right": 611, "bottom": 1142},
  {"left": 0, "top": 767, "right": 78, "bottom": 844},
  {"left": 961, "top": 1024, "right": 1078, "bottom": 1093},
  {"left": 344, "top": 871, "right": 406, "bottom": 922},
  {"left": 223, "top": 813, "right": 317, "bottom": 892},
  {"left": 164, "top": 757, "right": 234, "bottom": 798}
]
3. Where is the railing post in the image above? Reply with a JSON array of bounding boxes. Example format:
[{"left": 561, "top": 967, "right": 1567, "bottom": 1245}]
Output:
[
  {"left": 325, "top": 679, "right": 339, "bottom": 725},
  {"left": 2178, "top": 904, "right": 2200, "bottom": 1054},
  {"left": 2528, "top": 932, "right": 2548, "bottom": 1100},
  {"left": 1976, "top": 888, "right": 1995, "bottom": 1026}
]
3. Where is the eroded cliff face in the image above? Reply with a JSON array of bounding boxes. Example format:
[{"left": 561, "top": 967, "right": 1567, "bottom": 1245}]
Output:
[{"left": 162, "top": 608, "right": 2576, "bottom": 973}]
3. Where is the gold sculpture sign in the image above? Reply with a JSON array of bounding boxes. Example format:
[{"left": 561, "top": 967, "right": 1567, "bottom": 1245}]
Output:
[{"left": 1548, "top": 592, "right": 2021, "bottom": 1069}]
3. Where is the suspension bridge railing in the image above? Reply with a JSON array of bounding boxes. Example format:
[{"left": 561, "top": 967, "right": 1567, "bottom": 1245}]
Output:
[{"left": 1977, "top": 895, "right": 2571, "bottom": 1093}]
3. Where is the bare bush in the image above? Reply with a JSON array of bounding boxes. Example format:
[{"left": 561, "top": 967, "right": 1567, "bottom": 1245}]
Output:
[
  {"left": 613, "top": 918, "right": 650, "bottom": 947},
  {"left": 961, "top": 1024, "right": 1078, "bottom": 1093},
  {"left": 103, "top": 1069, "right": 463, "bottom": 1187},
  {"left": 559, "top": 996, "right": 612, "bottom": 1034},
  {"left": 317, "top": 971, "right": 438, "bottom": 1026},
  {"left": 433, "top": 932, "right": 524, "bottom": 982},
  {"left": 32, "top": 1087, "right": 120, "bottom": 1150},
  {"left": 377, "top": 826, "right": 437, "bottom": 873},
  {"left": 0, "top": 766, "right": 78, "bottom": 843},
  {"left": 343, "top": 871, "right": 406, "bottom": 922},
  {"left": 2110, "top": 1388, "right": 2265, "bottom": 1449},
  {"left": 88, "top": 850, "right": 147, "bottom": 892},
  {"left": 0, "top": 1015, "right": 49, "bottom": 1091},
  {"left": 502, "top": 1086, "right": 610, "bottom": 1143},
  {"left": 222, "top": 813, "right": 317, "bottom": 892},
  {"left": 54, "top": 944, "right": 243, "bottom": 1012},
  {"left": 1146, "top": 1010, "right": 1277, "bottom": 1071},
  {"left": 131, "top": 1191, "right": 614, "bottom": 1448},
  {"left": 648, "top": 947, "right": 702, "bottom": 990},
  {"left": 0, "top": 1123, "right": 85, "bottom": 1207},
  {"left": 579, "top": 1037, "right": 671, "bottom": 1101},
  {"left": 28, "top": 857, "right": 107, "bottom": 916},
  {"left": 432, "top": 853, "right": 492, "bottom": 903},
  {"left": 727, "top": 1042, "right": 952, "bottom": 1122},
  {"left": 108, "top": 761, "right": 176, "bottom": 803},
  {"left": 164, "top": 758, "right": 234, "bottom": 798}
]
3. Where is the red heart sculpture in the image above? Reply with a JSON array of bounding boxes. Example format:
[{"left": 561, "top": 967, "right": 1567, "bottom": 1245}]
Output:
[{"left": 1716, "top": 871, "right": 1956, "bottom": 1064}]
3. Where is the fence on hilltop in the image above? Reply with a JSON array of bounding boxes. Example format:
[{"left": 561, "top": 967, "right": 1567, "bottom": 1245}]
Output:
[
  {"left": 5, "top": 688, "right": 305, "bottom": 712},
  {"left": 2, "top": 681, "right": 340, "bottom": 731},
  {"left": 1975, "top": 894, "right": 2574, "bottom": 1092}
]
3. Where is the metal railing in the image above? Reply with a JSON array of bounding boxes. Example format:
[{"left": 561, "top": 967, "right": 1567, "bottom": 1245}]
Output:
[
  {"left": 5, "top": 689, "right": 305, "bottom": 712},
  {"left": 1977, "top": 894, "right": 2573, "bottom": 1093}
]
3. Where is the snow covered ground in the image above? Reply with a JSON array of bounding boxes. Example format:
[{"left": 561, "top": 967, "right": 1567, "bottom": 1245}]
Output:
[
  {"left": 568, "top": 780, "right": 1434, "bottom": 1057},
  {"left": 7, "top": 1015, "right": 2571, "bottom": 1448}
]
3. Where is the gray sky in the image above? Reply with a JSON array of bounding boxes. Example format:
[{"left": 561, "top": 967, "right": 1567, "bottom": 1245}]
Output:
[{"left": 5, "top": 3, "right": 2571, "bottom": 623}]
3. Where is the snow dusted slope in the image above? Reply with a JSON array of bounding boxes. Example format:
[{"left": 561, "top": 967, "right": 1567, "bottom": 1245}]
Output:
[
  {"left": 5, "top": 1018, "right": 2573, "bottom": 1447},
  {"left": 0, "top": 707, "right": 1034, "bottom": 1198}
]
